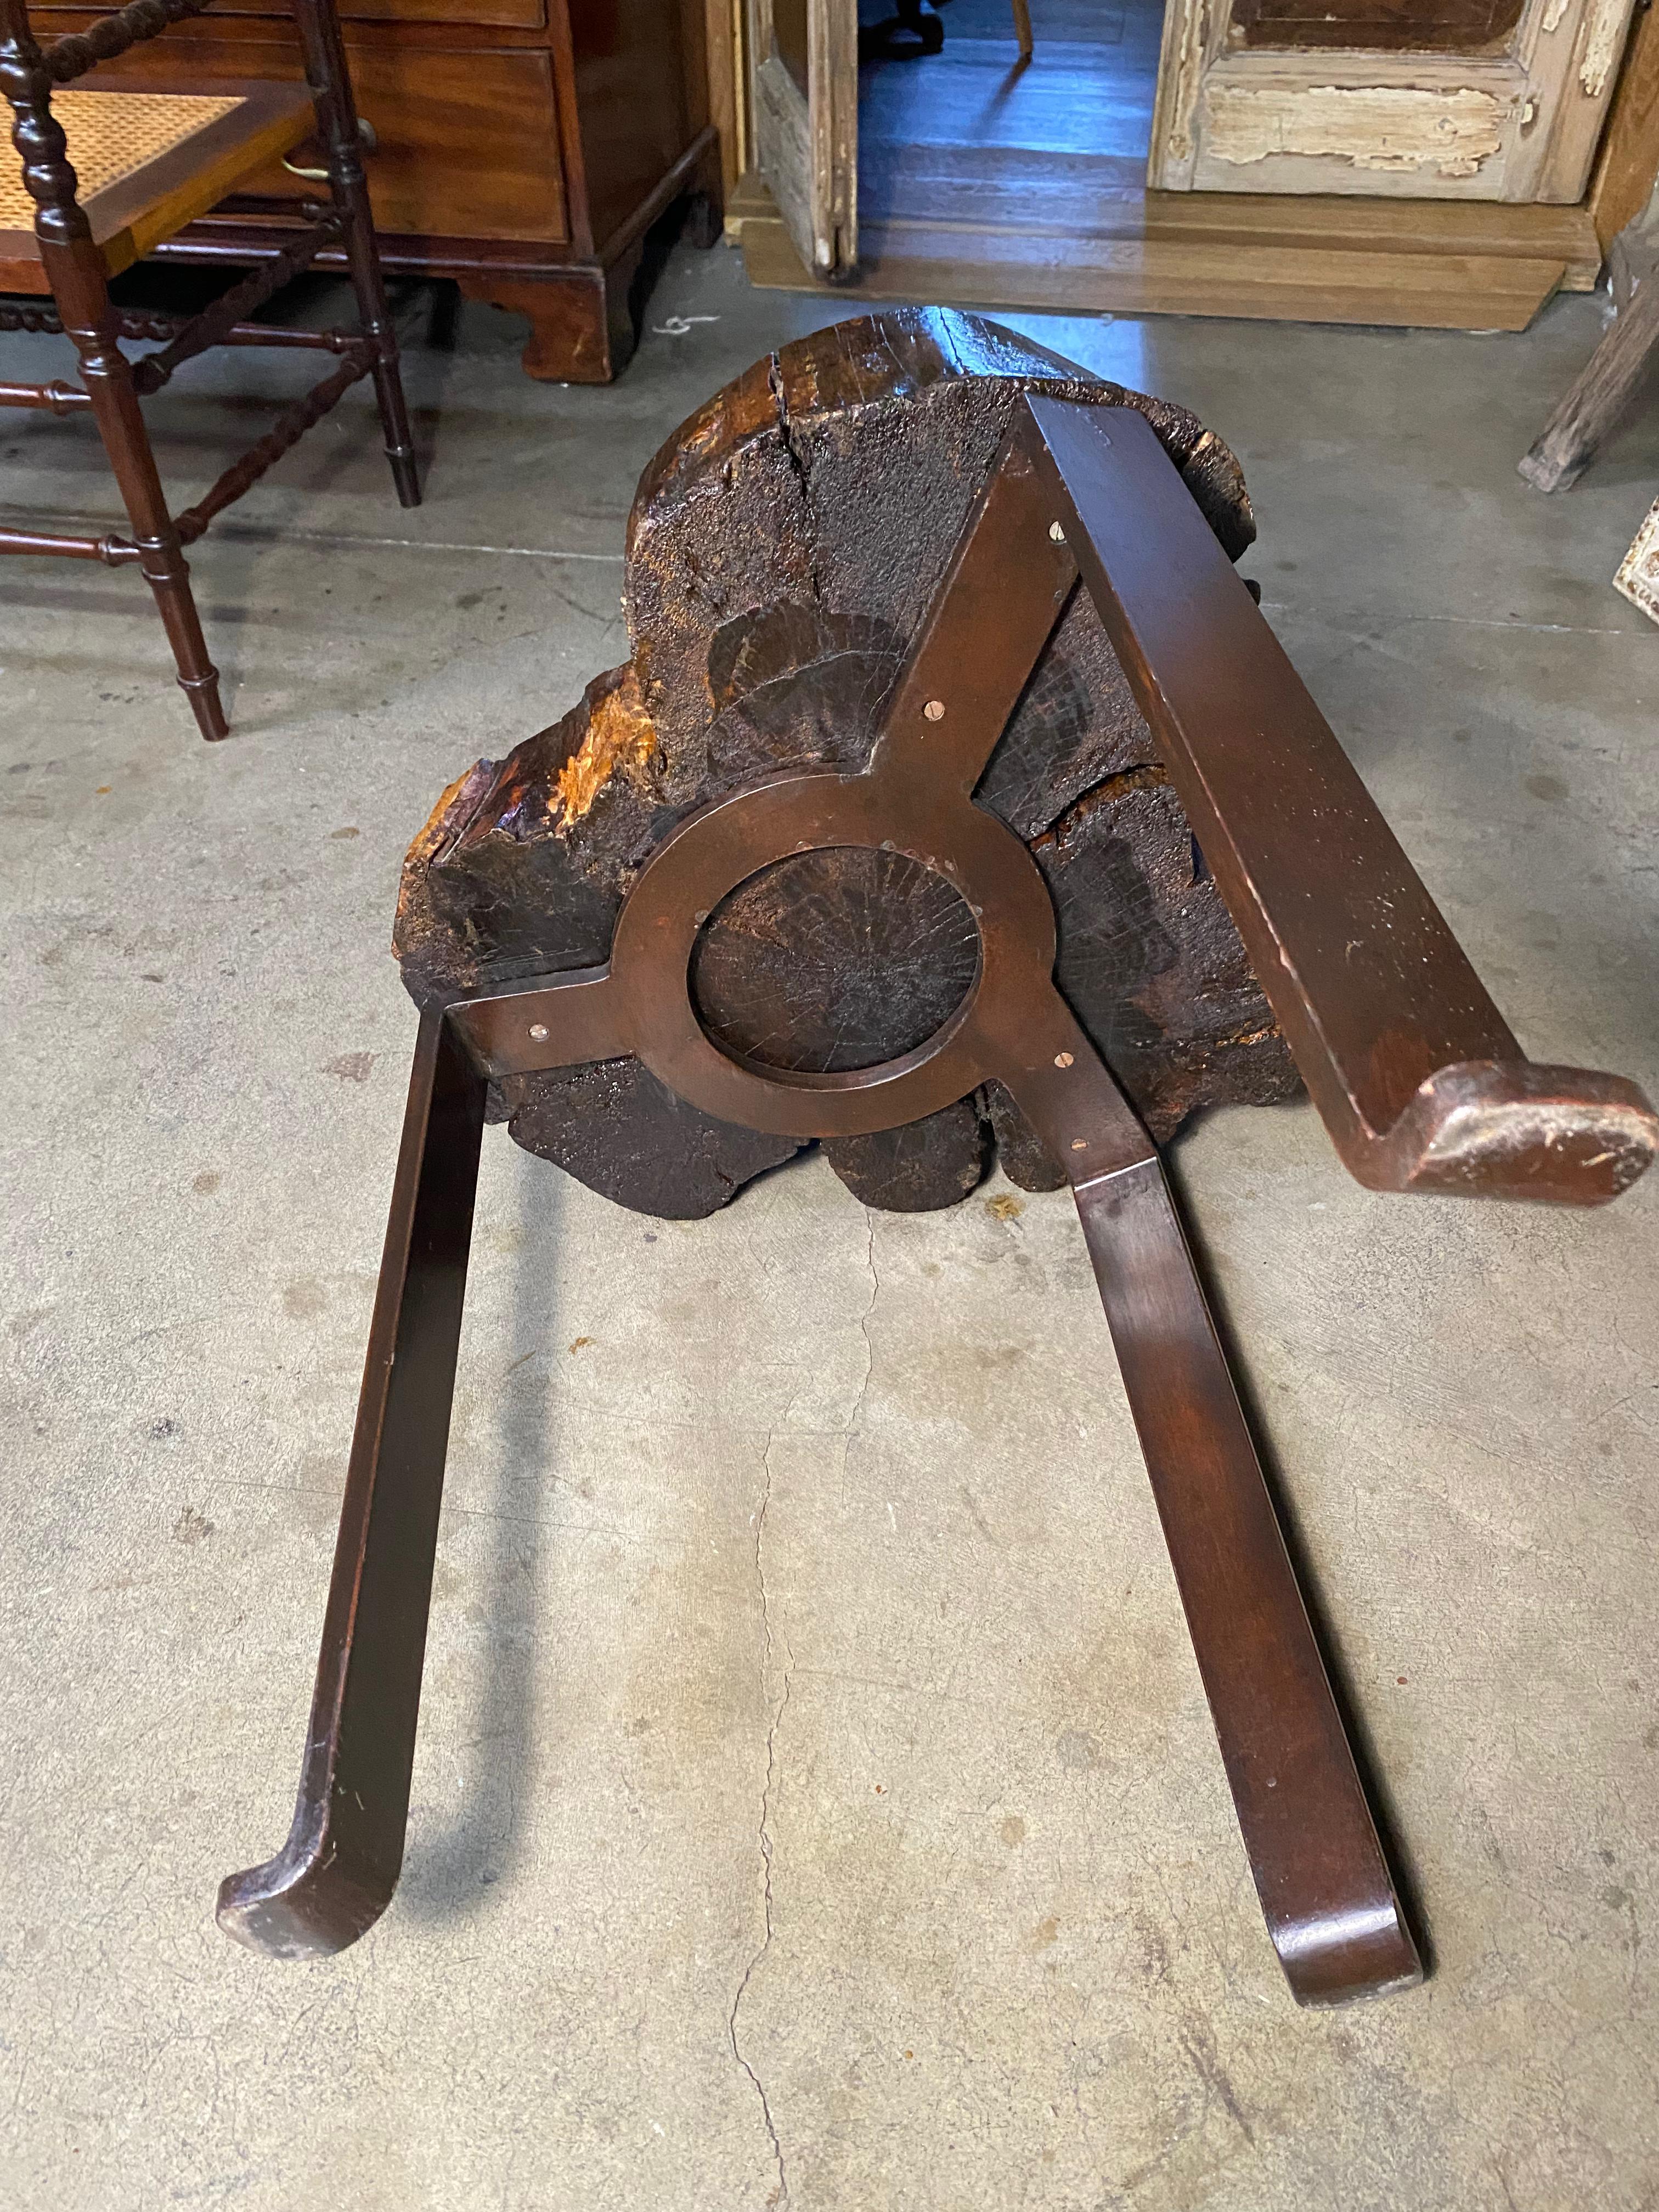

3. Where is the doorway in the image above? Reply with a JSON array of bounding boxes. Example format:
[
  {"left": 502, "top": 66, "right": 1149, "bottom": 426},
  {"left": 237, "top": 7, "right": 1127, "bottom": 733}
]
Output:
[
  {"left": 736, "top": 0, "right": 1611, "bottom": 329},
  {"left": 857, "top": 0, "right": 1163, "bottom": 263}
]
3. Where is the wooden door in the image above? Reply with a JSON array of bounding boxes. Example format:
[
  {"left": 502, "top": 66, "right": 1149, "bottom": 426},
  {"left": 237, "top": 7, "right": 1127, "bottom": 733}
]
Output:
[
  {"left": 748, "top": 0, "right": 857, "bottom": 272},
  {"left": 1149, "top": 0, "right": 1641, "bottom": 200}
]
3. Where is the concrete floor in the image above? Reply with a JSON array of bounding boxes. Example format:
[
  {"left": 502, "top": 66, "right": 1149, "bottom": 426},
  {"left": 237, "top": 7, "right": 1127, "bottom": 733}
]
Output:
[{"left": 2, "top": 243, "right": 1657, "bottom": 2212}]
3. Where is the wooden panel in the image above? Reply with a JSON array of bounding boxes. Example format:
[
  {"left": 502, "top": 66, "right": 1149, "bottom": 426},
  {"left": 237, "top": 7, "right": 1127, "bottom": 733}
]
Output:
[
  {"left": 1190, "top": 53, "right": 1532, "bottom": 196},
  {"left": 1146, "top": 178, "right": 1601, "bottom": 281},
  {"left": 704, "top": 0, "right": 745, "bottom": 193},
  {"left": 1521, "top": 0, "right": 1643, "bottom": 203},
  {"left": 1151, "top": 0, "right": 1641, "bottom": 201},
  {"left": 255, "top": 46, "right": 566, "bottom": 238},
  {"left": 772, "top": 0, "right": 809, "bottom": 91},
  {"left": 749, "top": 0, "right": 853, "bottom": 273},
  {"left": 43, "top": 35, "right": 568, "bottom": 242},
  {"left": 1588, "top": 0, "right": 1659, "bottom": 248},
  {"left": 752, "top": 47, "right": 818, "bottom": 264},
  {"left": 1231, "top": 0, "right": 1526, "bottom": 53},
  {"left": 569, "top": 0, "right": 696, "bottom": 252},
  {"left": 339, "top": 0, "right": 544, "bottom": 22},
  {"left": 35, "top": 0, "right": 547, "bottom": 25}
]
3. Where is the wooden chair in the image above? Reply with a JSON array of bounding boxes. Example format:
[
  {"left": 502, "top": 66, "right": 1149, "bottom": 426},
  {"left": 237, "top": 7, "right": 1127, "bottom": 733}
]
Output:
[
  {"left": 0, "top": 0, "right": 419, "bottom": 739},
  {"left": 860, "top": 0, "right": 1032, "bottom": 63}
]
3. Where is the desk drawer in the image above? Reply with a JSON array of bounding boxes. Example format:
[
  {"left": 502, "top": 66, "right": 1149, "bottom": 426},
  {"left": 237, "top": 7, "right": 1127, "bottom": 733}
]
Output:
[
  {"left": 44, "top": 38, "right": 568, "bottom": 243},
  {"left": 36, "top": 0, "right": 548, "bottom": 25}
]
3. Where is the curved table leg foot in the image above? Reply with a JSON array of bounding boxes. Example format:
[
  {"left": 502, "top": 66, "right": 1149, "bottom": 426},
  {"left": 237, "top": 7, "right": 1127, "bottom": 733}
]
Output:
[
  {"left": 217, "top": 1818, "right": 402, "bottom": 1961},
  {"left": 1074, "top": 1158, "right": 1423, "bottom": 2005},
  {"left": 995, "top": 996, "right": 1421, "bottom": 2004},
  {"left": 217, "top": 1011, "right": 487, "bottom": 1959}
]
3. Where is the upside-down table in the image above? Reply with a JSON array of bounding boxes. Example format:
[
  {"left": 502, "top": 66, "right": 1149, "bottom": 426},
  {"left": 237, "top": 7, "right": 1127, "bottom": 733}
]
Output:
[{"left": 216, "top": 313, "right": 1657, "bottom": 2004}]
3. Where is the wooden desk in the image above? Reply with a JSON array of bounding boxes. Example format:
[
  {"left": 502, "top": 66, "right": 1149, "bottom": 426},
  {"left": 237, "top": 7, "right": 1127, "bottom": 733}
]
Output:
[{"left": 33, "top": 0, "right": 720, "bottom": 382}]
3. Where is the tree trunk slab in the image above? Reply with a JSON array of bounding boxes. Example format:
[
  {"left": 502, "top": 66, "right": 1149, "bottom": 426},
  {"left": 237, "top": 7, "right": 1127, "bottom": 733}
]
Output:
[{"left": 395, "top": 308, "right": 1301, "bottom": 1216}]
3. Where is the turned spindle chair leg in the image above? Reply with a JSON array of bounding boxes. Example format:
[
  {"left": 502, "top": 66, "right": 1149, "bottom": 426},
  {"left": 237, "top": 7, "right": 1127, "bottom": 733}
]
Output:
[
  {"left": 217, "top": 1012, "right": 483, "bottom": 1955},
  {"left": 47, "top": 246, "right": 227, "bottom": 738},
  {"left": 290, "top": 0, "right": 421, "bottom": 508}
]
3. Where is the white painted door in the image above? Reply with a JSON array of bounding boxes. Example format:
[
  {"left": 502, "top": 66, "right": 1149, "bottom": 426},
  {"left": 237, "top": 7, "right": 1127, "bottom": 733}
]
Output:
[
  {"left": 1149, "top": 0, "right": 1640, "bottom": 200},
  {"left": 748, "top": 0, "right": 858, "bottom": 273}
]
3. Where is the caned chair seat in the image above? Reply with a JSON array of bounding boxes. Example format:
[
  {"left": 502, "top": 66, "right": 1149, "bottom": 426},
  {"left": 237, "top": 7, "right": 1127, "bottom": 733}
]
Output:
[{"left": 0, "top": 82, "right": 315, "bottom": 293}]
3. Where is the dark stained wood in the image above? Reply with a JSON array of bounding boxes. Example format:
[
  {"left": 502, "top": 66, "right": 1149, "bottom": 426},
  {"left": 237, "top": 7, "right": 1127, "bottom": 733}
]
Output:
[
  {"left": 570, "top": 0, "right": 701, "bottom": 254},
  {"left": 1025, "top": 396, "right": 1658, "bottom": 1201},
  {"left": 29, "top": 0, "right": 722, "bottom": 380},
  {"left": 1034, "top": 765, "right": 1301, "bottom": 1146},
  {"left": 980, "top": 1077, "right": 1066, "bottom": 1190},
  {"left": 690, "top": 848, "right": 982, "bottom": 1074},
  {"left": 222, "top": 372, "right": 1653, "bottom": 1993},
  {"left": 395, "top": 308, "right": 1300, "bottom": 1214},
  {"left": 33, "top": 27, "right": 573, "bottom": 241},
  {"left": 1231, "top": 0, "right": 1525, "bottom": 52},
  {"left": 823, "top": 1098, "right": 994, "bottom": 1212},
  {"left": 499, "top": 1056, "right": 803, "bottom": 1217}
]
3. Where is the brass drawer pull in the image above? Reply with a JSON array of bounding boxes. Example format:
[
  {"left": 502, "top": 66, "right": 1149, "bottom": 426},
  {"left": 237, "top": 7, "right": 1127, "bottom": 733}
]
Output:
[{"left": 283, "top": 116, "right": 377, "bottom": 182}]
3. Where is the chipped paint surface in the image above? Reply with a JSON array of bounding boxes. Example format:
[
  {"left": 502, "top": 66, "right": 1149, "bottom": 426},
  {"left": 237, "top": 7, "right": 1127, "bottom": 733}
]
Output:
[
  {"left": 1615, "top": 495, "right": 1659, "bottom": 625},
  {"left": 552, "top": 665, "right": 658, "bottom": 829},
  {"left": 1542, "top": 0, "right": 1571, "bottom": 32},
  {"left": 1204, "top": 82, "right": 1509, "bottom": 176},
  {"left": 1165, "top": 0, "right": 1212, "bottom": 165},
  {"left": 1578, "top": 0, "right": 1631, "bottom": 97}
]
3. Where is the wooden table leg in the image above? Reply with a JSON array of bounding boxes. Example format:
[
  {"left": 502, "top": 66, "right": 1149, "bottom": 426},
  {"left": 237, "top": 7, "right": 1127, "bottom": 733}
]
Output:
[
  {"left": 217, "top": 1011, "right": 486, "bottom": 1957},
  {"left": 1521, "top": 275, "right": 1659, "bottom": 493},
  {"left": 1073, "top": 1159, "right": 1422, "bottom": 2004},
  {"left": 1000, "top": 996, "right": 1422, "bottom": 2006}
]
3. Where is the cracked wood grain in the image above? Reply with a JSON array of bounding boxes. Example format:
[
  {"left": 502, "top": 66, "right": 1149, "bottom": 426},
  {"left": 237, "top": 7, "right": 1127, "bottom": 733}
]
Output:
[{"left": 393, "top": 310, "right": 1296, "bottom": 1221}]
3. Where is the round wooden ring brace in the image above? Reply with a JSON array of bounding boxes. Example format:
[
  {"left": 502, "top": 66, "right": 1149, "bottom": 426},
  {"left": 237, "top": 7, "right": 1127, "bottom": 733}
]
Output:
[{"left": 609, "top": 763, "right": 1060, "bottom": 1141}]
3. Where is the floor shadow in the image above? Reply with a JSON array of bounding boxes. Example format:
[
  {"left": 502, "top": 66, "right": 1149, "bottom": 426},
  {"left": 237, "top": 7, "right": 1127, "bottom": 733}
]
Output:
[{"left": 397, "top": 1147, "right": 562, "bottom": 1925}]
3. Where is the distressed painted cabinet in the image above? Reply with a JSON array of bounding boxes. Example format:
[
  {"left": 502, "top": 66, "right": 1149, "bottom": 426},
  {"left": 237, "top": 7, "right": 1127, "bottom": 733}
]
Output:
[
  {"left": 34, "top": 0, "right": 721, "bottom": 380},
  {"left": 1148, "top": 0, "right": 1640, "bottom": 200}
]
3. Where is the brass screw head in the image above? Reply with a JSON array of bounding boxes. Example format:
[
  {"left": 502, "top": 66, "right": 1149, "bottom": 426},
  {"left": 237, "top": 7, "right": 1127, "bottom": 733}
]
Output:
[
  {"left": 1049, "top": 522, "right": 1066, "bottom": 543},
  {"left": 923, "top": 698, "right": 946, "bottom": 721},
  {"left": 529, "top": 1023, "right": 549, "bottom": 1041},
  {"left": 1054, "top": 1052, "right": 1074, "bottom": 1068}
]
